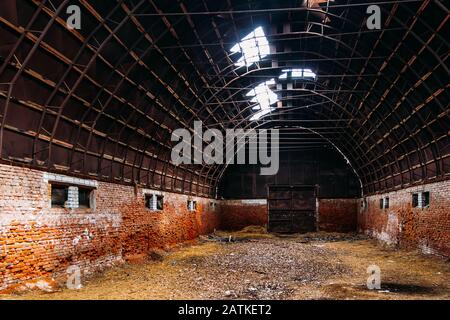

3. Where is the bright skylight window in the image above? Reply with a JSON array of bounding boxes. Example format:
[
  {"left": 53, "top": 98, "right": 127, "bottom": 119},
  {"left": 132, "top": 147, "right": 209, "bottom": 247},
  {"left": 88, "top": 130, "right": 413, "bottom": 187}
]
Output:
[
  {"left": 278, "top": 68, "right": 317, "bottom": 80},
  {"left": 230, "top": 26, "right": 270, "bottom": 67},
  {"left": 246, "top": 79, "right": 278, "bottom": 121}
]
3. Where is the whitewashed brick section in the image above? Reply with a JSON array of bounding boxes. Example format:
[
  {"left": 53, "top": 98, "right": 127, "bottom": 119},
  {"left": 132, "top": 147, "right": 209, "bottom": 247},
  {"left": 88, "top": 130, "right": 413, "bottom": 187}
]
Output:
[
  {"left": 148, "top": 194, "right": 157, "bottom": 210},
  {"left": 66, "top": 186, "right": 79, "bottom": 209},
  {"left": 141, "top": 188, "right": 163, "bottom": 196},
  {"left": 43, "top": 173, "right": 97, "bottom": 188},
  {"left": 240, "top": 199, "right": 267, "bottom": 205}
]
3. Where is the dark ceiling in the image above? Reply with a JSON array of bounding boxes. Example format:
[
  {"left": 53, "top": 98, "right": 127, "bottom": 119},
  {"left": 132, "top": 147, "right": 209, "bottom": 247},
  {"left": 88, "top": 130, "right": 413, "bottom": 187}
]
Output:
[{"left": 0, "top": 0, "right": 448, "bottom": 197}]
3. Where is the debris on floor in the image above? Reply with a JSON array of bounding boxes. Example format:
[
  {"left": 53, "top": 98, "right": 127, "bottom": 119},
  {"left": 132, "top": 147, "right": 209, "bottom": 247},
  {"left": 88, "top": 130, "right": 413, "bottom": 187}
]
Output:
[
  {"left": 200, "top": 234, "right": 243, "bottom": 243},
  {"left": 1, "top": 227, "right": 448, "bottom": 300},
  {"left": 297, "top": 232, "right": 369, "bottom": 243}
]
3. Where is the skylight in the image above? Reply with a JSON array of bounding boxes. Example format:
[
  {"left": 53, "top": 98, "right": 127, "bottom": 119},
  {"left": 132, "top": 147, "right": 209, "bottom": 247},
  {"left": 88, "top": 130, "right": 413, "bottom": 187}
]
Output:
[
  {"left": 246, "top": 79, "right": 278, "bottom": 121},
  {"left": 249, "top": 108, "right": 274, "bottom": 121},
  {"left": 230, "top": 26, "right": 270, "bottom": 67},
  {"left": 278, "top": 68, "right": 317, "bottom": 80}
]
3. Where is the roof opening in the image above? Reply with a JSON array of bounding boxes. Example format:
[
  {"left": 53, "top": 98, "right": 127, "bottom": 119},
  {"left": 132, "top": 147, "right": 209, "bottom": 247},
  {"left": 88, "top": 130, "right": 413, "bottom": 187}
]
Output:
[
  {"left": 246, "top": 79, "right": 278, "bottom": 120},
  {"left": 230, "top": 26, "right": 270, "bottom": 67},
  {"left": 278, "top": 68, "right": 317, "bottom": 80}
]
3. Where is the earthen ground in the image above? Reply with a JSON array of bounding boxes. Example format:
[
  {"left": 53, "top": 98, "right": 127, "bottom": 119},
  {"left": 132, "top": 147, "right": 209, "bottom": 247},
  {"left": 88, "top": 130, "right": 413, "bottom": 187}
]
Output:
[{"left": 1, "top": 227, "right": 449, "bottom": 300}]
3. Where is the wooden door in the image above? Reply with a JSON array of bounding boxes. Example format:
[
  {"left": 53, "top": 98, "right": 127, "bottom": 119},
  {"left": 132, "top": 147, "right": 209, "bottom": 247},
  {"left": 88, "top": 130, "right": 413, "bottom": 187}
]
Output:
[{"left": 268, "top": 185, "right": 317, "bottom": 233}]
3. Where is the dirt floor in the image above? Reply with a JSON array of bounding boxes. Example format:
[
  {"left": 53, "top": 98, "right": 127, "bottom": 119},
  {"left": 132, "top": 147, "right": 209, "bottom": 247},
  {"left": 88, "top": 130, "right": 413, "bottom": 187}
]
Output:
[{"left": 1, "top": 227, "right": 449, "bottom": 300}]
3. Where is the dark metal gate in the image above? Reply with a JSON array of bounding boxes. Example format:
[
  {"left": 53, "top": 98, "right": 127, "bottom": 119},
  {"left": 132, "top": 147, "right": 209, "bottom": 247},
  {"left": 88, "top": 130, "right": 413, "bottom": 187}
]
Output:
[{"left": 267, "top": 185, "right": 317, "bottom": 233}]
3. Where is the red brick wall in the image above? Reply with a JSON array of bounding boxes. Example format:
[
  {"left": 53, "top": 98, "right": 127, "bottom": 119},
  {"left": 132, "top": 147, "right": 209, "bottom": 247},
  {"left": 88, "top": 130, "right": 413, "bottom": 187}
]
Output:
[
  {"left": 2, "top": 161, "right": 447, "bottom": 291},
  {"left": 318, "top": 198, "right": 358, "bottom": 232},
  {"left": 358, "top": 180, "right": 450, "bottom": 257},
  {"left": 0, "top": 164, "right": 220, "bottom": 291},
  {"left": 219, "top": 199, "right": 268, "bottom": 230}
]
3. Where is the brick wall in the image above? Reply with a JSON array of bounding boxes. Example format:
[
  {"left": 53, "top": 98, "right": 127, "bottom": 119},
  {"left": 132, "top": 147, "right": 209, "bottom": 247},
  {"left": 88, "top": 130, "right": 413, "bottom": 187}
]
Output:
[
  {"left": 219, "top": 199, "right": 268, "bottom": 230},
  {"left": 219, "top": 198, "right": 360, "bottom": 232},
  {"left": 1, "top": 161, "right": 447, "bottom": 291},
  {"left": 0, "top": 163, "right": 220, "bottom": 291},
  {"left": 318, "top": 198, "right": 359, "bottom": 232},
  {"left": 358, "top": 180, "right": 450, "bottom": 257}
]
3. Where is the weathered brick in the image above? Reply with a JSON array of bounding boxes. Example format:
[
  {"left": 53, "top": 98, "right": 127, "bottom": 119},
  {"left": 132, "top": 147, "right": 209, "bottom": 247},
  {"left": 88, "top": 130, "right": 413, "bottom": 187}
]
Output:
[
  {"left": 219, "top": 199, "right": 268, "bottom": 230},
  {"left": 357, "top": 180, "right": 450, "bottom": 257},
  {"left": 318, "top": 198, "right": 358, "bottom": 232},
  {"left": 0, "top": 163, "right": 220, "bottom": 291},
  {"left": 1, "top": 162, "right": 448, "bottom": 292}
]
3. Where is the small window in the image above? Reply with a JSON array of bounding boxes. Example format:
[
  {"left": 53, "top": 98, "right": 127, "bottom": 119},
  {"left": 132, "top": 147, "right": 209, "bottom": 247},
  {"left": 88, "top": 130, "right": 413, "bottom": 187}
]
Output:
[
  {"left": 413, "top": 192, "right": 429, "bottom": 208},
  {"left": 156, "top": 195, "right": 164, "bottom": 210},
  {"left": 422, "top": 192, "right": 430, "bottom": 207},
  {"left": 78, "top": 187, "right": 93, "bottom": 209},
  {"left": 412, "top": 193, "right": 419, "bottom": 208},
  {"left": 51, "top": 184, "right": 68, "bottom": 208},
  {"left": 187, "top": 200, "right": 197, "bottom": 211},
  {"left": 361, "top": 198, "right": 367, "bottom": 210},
  {"left": 379, "top": 197, "right": 389, "bottom": 209},
  {"left": 146, "top": 194, "right": 163, "bottom": 211},
  {"left": 145, "top": 194, "right": 153, "bottom": 209}
]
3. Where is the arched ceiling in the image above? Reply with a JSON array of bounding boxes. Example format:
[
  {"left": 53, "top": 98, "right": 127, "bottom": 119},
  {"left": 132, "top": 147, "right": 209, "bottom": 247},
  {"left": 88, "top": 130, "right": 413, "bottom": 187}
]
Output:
[{"left": 0, "top": 0, "right": 448, "bottom": 197}]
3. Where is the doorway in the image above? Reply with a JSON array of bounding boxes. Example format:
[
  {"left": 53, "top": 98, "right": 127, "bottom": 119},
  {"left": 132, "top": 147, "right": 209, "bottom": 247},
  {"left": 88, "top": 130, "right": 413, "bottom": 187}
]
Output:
[{"left": 267, "top": 185, "right": 318, "bottom": 233}]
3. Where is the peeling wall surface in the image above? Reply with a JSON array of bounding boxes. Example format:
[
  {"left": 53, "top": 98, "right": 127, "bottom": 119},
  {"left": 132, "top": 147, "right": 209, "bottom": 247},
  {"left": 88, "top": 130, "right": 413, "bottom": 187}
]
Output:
[
  {"left": 219, "top": 199, "right": 268, "bottom": 231},
  {"left": 318, "top": 198, "right": 359, "bottom": 233},
  {"left": 0, "top": 164, "right": 220, "bottom": 291},
  {"left": 358, "top": 180, "right": 450, "bottom": 258}
]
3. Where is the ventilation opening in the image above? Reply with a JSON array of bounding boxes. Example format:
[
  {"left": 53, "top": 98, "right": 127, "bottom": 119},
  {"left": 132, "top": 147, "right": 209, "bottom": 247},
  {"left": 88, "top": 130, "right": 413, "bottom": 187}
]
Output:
[
  {"left": 79, "top": 187, "right": 94, "bottom": 209},
  {"left": 187, "top": 200, "right": 197, "bottom": 211},
  {"left": 145, "top": 194, "right": 164, "bottom": 211},
  {"left": 412, "top": 191, "right": 430, "bottom": 208},
  {"left": 51, "top": 184, "right": 68, "bottom": 208},
  {"left": 380, "top": 197, "right": 389, "bottom": 209}
]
